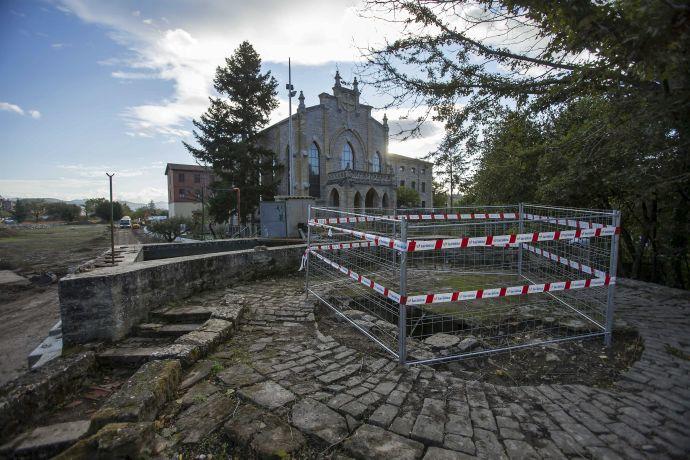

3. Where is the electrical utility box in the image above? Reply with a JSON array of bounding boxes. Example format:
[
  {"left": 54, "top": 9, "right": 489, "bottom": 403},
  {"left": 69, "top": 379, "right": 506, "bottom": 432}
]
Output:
[{"left": 260, "top": 196, "right": 315, "bottom": 238}]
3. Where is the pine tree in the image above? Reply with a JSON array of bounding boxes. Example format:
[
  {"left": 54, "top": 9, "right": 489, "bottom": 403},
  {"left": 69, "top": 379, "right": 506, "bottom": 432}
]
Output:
[{"left": 183, "top": 41, "right": 280, "bottom": 223}]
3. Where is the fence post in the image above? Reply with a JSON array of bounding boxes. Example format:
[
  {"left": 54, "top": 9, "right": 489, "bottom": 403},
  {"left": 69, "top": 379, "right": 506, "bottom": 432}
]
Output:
[
  {"left": 518, "top": 203, "right": 524, "bottom": 276},
  {"left": 305, "top": 205, "right": 312, "bottom": 298},
  {"left": 398, "top": 219, "right": 408, "bottom": 364},
  {"left": 605, "top": 209, "right": 621, "bottom": 347}
]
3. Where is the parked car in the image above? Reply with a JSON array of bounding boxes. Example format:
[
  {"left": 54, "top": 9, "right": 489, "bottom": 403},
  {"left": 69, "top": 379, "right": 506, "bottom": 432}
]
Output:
[
  {"left": 2, "top": 218, "right": 16, "bottom": 224},
  {"left": 119, "top": 216, "right": 132, "bottom": 228}
]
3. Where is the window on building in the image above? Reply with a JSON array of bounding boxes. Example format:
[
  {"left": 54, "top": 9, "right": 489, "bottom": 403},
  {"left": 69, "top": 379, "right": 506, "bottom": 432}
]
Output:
[
  {"left": 399, "top": 165, "right": 405, "bottom": 173},
  {"left": 178, "top": 173, "right": 185, "bottom": 182},
  {"left": 179, "top": 188, "right": 186, "bottom": 199},
  {"left": 422, "top": 200, "right": 426, "bottom": 208},
  {"left": 421, "top": 182, "right": 426, "bottom": 192},
  {"left": 400, "top": 180, "right": 405, "bottom": 187},
  {"left": 411, "top": 167, "right": 416, "bottom": 174},
  {"left": 411, "top": 181, "right": 416, "bottom": 190},
  {"left": 341, "top": 142, "right": 354, "bottom": 169},
  {"left": 309, "top": 142, "right": 321, "bottom": 197},
  {"left": 194, "top": 174, "right": 201, "bottom": 183},
  {"left": 372, "top": 151, "right": 381, "bottom": 173},
  {"left": 421, "top": 168, "right": 426, "bottom": 175}
]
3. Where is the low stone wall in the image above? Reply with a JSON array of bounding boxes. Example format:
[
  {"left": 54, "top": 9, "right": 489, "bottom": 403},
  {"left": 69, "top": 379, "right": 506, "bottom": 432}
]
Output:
[
  {"left": 59, "top": 244, "right": 306, "bottom": 347},
  {"left": 142, "top": 238, "right": 302, "bottom": 261},
  {"left": 0, "top": 351, "right": 96, "bottom": 442}
]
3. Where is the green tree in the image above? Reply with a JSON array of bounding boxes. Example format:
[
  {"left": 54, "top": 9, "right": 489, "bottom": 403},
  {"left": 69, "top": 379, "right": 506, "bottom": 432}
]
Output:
[
  {"left": 363, "top": 0, "right": 690, "bottom": 288},
  {"left": 149, "top": 217, "right": 191, "bottom": 242},
  {"left": 183, "top": 41, "right": 281, "bottom": 223},
  {"left": 432, "top": 181, "right": 448, "bottom": 208},
  {"left": 45, "top": 202, "right": 81, "bottom": 222},
  {"left": 29, "top": 200, "right": 46, "bottom": 222},
  {"left": 12, "top": 199, "right": 31, "bottom": 222},
  {"left": 396, "top": 186, "right": 420, "bottom": 208},
  {"left": 84, "top": 198, "right": 106, "bottom": 217},
  {"left": 94, "top": 200, "right": 123, "bottom": 222}
]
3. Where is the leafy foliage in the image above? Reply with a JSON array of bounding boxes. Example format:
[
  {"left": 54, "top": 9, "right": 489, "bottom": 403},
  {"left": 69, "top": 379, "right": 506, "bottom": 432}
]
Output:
[
  {"left": 94, "top": 200, "right": 124, "bottom": 222},
  {"left": 148, "top": 217, "right": 192, "bottom": 242},
  {"left": 362, "top": 0, "right": 689, "bottom": 288},
  {"left": 396, "top": 186, "right": 421, "bottom": 208},
  {"left": 183, "top": 41, "right": 281, "bottom": 223},
  {"left": 45, "top": 202, "right": 81, "bottom": 222},
  {"left": 432, "top": 181, "right": 449, "bottom": 208}
]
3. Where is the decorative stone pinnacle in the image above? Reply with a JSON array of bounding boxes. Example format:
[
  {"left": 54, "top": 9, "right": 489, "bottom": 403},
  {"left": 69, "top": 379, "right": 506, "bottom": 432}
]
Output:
[
  {"left": 353, "top": 77, "right": 359, "bottom": 93},
  {"left": 298, "top": 90, "right": 305, "bottom": 111},
  {"left": 334, "top": 70, "right": 342, "bottom": 88}
]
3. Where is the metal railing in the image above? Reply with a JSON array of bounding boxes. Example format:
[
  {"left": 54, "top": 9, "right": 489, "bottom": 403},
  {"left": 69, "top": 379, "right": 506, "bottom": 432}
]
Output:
[{"left": 305, "top": 204, "right": 620, "bottom": 365}]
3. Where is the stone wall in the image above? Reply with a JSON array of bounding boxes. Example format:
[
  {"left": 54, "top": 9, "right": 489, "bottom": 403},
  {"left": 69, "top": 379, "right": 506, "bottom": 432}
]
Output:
[
  {"left": 59, "top": 244, "right": 306, "bottom": 347},
  {"left": 142, "top": 238, "right": 301, "bottom": 260}
]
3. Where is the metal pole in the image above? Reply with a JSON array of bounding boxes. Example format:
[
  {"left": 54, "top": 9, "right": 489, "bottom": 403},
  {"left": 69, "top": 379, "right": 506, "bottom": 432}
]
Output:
[
  {"left": 518, "top": 202, "right": 524, "bottom": 276},
  {"left": 605, "top": 209, "right": 621, "bottom": 347},
  {"left": 398, "top": 219, "right": 408, "bottom": 364},
  {"left": 106, "top": 173, "right": 115, "bottom": 265},
  {"left": 305, "top": 204, "right": 311, "bottom": 298},
  {"left": 287, "top": 58, "right": 296, "bottom": 196},
  {"left": 201, "top": 185, "right": 205, "bottom": 241},
  {"left": 233, "top": 187, "right": 241, "bottom": 230}
]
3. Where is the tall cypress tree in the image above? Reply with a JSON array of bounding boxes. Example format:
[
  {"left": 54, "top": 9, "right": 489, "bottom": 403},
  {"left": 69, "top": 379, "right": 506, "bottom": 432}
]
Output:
[{"left": 183, "top": 41, "right": 280, "bottom": 223}]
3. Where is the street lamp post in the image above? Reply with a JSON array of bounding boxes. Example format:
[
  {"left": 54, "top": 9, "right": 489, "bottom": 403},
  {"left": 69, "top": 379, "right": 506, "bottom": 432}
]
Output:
[{"left": 106, "top": 173, "right": 115, "bottom": 265}]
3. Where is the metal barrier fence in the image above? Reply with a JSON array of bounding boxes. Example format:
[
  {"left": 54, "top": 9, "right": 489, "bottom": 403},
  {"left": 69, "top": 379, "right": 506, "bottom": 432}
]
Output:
[{"left": 305, "top": 204, "right": 620, "bottom": 365}]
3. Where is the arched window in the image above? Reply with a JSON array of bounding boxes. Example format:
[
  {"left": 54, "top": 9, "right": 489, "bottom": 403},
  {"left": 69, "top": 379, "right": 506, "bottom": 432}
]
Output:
[
  {"left": 308, "top": 142, "right": 321, "bottom": 197},
  {"left": 372, "top": 151, "right": 381, "bottom": 173},
  {"left": 341, "top": 143, "right": 354, "bottom": 170}
]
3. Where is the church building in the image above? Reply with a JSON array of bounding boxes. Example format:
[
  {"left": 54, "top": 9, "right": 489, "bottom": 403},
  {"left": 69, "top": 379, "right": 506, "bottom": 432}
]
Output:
[{"left": 256, "top": 72, "right": 433, "bottom": 210}]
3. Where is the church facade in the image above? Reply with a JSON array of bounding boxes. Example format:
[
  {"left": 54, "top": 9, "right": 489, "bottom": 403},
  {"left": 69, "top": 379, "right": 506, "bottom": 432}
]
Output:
[{"left": 256, "top": 72, "right": 433, "bottom": 210}]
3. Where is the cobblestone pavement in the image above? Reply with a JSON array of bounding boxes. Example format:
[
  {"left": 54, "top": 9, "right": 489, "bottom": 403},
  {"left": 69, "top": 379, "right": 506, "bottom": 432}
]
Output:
[{"left": 158, "top": 276, "right": 690, "bottom": 459}]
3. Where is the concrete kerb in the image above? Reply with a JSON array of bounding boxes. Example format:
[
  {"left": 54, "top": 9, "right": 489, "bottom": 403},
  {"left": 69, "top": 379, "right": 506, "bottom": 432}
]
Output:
[{"left": 59, "top": 243, "right": 306, "bottom": 347}]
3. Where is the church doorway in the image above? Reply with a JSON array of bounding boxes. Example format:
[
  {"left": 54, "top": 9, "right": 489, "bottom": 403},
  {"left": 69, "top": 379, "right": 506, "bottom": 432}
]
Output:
[
  {"left": 382, "top": 192, "right": 390, "bottom": 209},
  {"left": 365, "top": 188, "right": 380, "bottom": 209},
  {"left": 354, "top": 191, "right": 363, "bottom": 210},
  {"left": 329, "top": 188, "right": 340, "bottom": 207}
]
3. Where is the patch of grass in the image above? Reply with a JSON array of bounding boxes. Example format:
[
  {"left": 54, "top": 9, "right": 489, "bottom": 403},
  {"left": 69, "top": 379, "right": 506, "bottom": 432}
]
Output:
[
  {"left": 210, "top": 361, "right": 223, "bottom": 375},
  {"left": 0, "top": 224, "right": 109, "bottom": 275},
  {"left": 665, "top": 344, "right": 690, "bottom": 360},
  {"left": 192, "top": 394, "right": 208, "bottom": 404}
]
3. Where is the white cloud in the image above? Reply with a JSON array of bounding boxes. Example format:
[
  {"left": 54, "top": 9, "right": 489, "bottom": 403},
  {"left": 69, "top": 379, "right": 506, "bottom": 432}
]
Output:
[
  {"left": 0, "top": 102, "right": 24, "bottom": 116},
  {"left": 57, "top": 0, "right": 402, "bottom": 139},
  {"left": 0, "top": 102, "right": 41, "bottom": 119}
]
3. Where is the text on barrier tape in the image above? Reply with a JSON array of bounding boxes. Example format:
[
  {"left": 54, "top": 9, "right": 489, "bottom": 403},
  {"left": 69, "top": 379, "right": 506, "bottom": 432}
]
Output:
[
  {"left": 308, "top": 249, "right": 614, "bottom": 305},
  {"left": 309, "top": 221, "right": 620, "bottom": 252}
]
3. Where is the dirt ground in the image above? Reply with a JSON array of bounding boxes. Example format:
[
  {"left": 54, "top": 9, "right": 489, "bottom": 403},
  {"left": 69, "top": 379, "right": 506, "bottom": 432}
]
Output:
[{"left": 0, "top": 224, "right": 141, "bottom": 386}]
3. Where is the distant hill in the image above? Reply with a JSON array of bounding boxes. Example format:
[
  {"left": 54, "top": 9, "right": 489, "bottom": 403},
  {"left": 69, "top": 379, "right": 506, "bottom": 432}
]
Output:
[{"left": 9, "top": 198, "right": 168, "bottom": 210}]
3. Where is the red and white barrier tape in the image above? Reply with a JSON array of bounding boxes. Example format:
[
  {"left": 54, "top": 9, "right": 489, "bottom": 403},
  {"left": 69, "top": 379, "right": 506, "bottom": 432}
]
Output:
[
  {"left": 523, "top": 213, "right": 607, "bottom": 229},
  {"left": 308, "top": 249, "right": 402, "bottom": 303},
  {"left": 523, "top": 244, "right": 607, "bottom": 278},
  {"left": 309, "top": 241, "right": 374, "bottom": 251},
  {"left": 309, "top": 212, "right": 612, "bottom": 230},
  {"left": 309, "top": 212, "right": 519, "bottom": 225},
  {"left": 309, "top": 221, "right": 620, "bottom": 252},
  {"left": 404, "top": 275, "right": 615, "bottom": 305},
  {"left": 308, "top": 249, "right": 614, "bottom": 306}
]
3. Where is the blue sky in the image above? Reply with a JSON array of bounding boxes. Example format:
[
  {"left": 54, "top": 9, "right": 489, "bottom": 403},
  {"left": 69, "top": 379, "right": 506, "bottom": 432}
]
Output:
[{"left": 0, "top": 0, "right": 444, "bottom": 205}]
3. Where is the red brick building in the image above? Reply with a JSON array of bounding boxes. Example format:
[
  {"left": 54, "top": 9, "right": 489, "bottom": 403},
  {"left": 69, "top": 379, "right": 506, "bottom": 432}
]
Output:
[{"left": 164, "top": 163, "right": 213, "bottom": 218}]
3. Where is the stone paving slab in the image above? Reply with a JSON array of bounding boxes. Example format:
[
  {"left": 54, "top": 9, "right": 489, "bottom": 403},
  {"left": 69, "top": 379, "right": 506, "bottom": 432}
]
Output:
[{"left": 94, "top": 277, "right": 690, "bottom": 459}]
